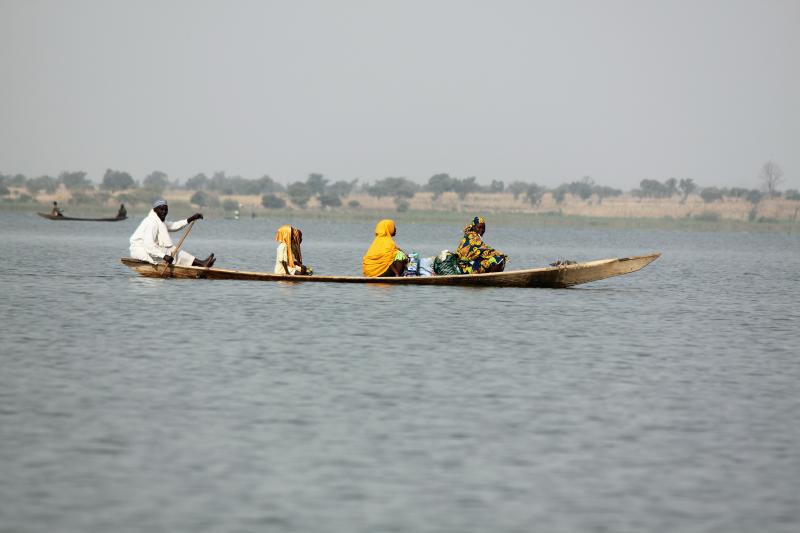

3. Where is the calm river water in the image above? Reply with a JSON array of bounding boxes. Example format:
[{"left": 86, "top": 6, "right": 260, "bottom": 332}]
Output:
[{"left": 1, "top": 211, "right": 799, "bottom": 533}]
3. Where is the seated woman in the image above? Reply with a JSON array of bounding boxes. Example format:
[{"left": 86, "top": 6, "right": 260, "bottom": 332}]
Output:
[
  {"left": 456, "top": 216, "right": 507, "bottom": 274},
  {"left": 274, "top": 225, "right": 311, "bottom": 275},
  {"left": 362, "top": 219, "right": 408, "bottom": 277}
]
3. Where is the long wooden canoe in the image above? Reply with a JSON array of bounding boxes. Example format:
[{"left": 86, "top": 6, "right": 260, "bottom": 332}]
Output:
[
  {"left": 120, "top": 252, "right": 660, "bottom": 288},
  {"left": 38, "top": 212, "right": 127, "bottom": 221}
]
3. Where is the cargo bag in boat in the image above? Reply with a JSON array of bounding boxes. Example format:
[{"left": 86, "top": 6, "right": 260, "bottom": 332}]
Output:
[
  {"left": 419, "top": 257, "right": 435, "bottom": 277},
  {"left": 403, "top": 252, "right": 420, "bottom": 276},
  {"left": 433, "top": 251, "right": 462, "bottom": 275}
]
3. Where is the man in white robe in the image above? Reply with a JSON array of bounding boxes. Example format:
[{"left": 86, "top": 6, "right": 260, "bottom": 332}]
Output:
[{"left": 129, "top": 199, "right": 215, "bottom": 267}]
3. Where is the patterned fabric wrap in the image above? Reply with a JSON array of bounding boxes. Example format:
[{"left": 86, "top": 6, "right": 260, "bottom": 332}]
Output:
[
  {"left": 456, "top": 216, "right": 506, "bottom": 274},
  {"left": 462, "top": 216, "right": 486, "bottom": 234},
  {"left": 290, "top": 228, "right": 303, "bottom": 265}
]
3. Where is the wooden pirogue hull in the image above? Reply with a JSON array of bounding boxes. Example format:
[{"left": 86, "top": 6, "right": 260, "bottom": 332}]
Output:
[
  {"left": 120, "top": 253, "right": 660, "bottom": 288},
  {"left": 38, "top": 212, "right": 127, "bottom": 222}
]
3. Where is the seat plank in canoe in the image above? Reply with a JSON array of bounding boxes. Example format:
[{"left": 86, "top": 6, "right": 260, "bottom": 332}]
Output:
[{"left": 120, "top": 253, "right": 660, "bottom": 288}]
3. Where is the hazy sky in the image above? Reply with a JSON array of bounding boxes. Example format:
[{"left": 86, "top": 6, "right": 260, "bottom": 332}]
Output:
[{"left": 1, "top": 0, "right": 798, "bottom": 189}]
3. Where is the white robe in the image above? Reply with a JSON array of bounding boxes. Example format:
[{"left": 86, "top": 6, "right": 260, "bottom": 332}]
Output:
[
  {"left": 129, "top": 210, "right": 195, "bottom": 266},
  {"left": 274, "top": 242, "right": 300, "bottom": 275}
]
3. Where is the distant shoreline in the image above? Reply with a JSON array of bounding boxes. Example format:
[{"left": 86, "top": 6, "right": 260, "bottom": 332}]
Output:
[
  {"left": 4, "top": 199, "right": 798, "bottom": 234},
  {"left": 3, "top": 182, "right": 800, "bottom": 233}
]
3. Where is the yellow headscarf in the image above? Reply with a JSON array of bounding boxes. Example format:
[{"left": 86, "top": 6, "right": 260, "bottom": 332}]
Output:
[
  {"left": 362, "top": 219, "right": 399, "bottom": 277},
  {"left": 275, "top": 225, "right": 297, "bottom": 269}
]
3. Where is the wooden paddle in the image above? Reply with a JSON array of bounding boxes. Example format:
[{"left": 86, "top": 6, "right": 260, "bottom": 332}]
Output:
[{"left": 160, "top": 220, "right": 195, "bottom": 277}]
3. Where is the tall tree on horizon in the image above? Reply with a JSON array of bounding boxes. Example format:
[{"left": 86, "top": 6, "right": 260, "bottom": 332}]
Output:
[{"left": 758, "top": 161, "right": 784, "bottom": 196}]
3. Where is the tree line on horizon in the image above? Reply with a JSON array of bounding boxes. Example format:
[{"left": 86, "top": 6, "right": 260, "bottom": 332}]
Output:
[{"left": 1, "top": 161, "right": 797, "bottom": 210}]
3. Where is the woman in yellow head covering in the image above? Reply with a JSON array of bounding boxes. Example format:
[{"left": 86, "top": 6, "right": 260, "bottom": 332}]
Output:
[
  {"left": 362, "top": 219, "right": 408, "bottom": 277},
  {"left": 274, "top": 225, "right": 311, "bottom": 275}
]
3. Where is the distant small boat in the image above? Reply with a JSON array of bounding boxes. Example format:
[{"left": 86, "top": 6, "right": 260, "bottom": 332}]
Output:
[
  {"left": 38, "top": 213, "right": 127, "bottom": 222},
  {"left": 120, "top": 253, "right": 661, "bottom": 288}
]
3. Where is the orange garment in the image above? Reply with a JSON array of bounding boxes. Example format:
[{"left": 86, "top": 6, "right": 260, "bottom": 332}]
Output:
[
  {"left": 362, "top": 219, "right": 400, "bottom": 277},
  {"left": 275, "top": 225, "right": 297, "bottom": 269}
]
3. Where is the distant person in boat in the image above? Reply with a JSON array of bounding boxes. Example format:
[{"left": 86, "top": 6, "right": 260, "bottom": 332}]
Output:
[
  {"left": 129, "top": 199, "right": 215, "bottom": 268},
  {"left": 362, "top": 219, "right": 408, "bottom": 277},
  {"left": 117, "top": 203, "right": 127, "bottom": 218},
  {"left": 456, "top": 216, "right": 507, "bottom": 274},
  {"left": 274, "top": 225, "right": 311, "bottom": 275},
  {"left": 51, "top": 201, "right": 63, "bottom": 217}
]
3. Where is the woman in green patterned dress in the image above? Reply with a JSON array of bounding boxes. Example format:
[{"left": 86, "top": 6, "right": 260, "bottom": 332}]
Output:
[{"left": 456, "top": 216, "right": 507, "bottom": 274}]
